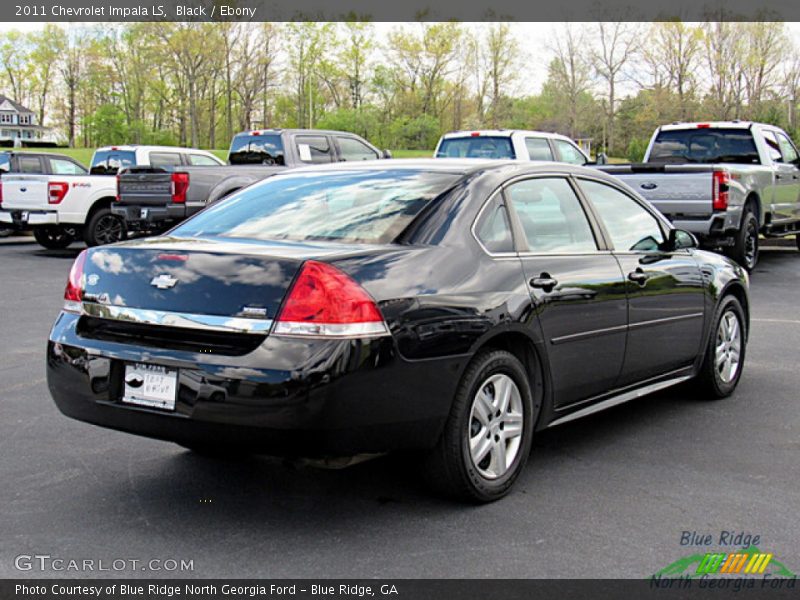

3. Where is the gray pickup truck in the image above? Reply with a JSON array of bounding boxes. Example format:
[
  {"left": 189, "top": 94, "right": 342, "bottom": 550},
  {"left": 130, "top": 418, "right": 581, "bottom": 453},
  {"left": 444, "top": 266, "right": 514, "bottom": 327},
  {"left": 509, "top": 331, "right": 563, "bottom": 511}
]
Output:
[
  {"left": 114, "top": 129, "right": 388, "bottom": 232},
  {"left": 598, "top": 121, "right": 800, "bottom": 269}
]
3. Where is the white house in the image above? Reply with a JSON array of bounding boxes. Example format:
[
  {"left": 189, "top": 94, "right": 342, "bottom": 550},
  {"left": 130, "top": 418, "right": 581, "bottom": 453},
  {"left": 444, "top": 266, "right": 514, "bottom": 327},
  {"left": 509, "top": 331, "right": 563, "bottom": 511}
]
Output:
[{"left": 0, "top": 95, "right": 52, "bottom": 145}]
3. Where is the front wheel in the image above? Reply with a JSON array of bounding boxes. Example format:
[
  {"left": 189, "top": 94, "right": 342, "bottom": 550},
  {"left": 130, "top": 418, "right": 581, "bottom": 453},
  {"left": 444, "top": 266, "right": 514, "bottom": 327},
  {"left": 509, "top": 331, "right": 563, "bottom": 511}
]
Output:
[
  {"left": 696, "top": 295, "right": 747, "bottom": 399},
  {"left": 422, "top": 349, "right": 536, "bottom": 502},
  {"left": 84, "top": 207, "right": 126, "bottom": 247},
  {"left": 727, "top": 208, "right": 759, "bottom": 270},
  {"left": 33, "top": 226, "right": 75, "bottom": 249}
]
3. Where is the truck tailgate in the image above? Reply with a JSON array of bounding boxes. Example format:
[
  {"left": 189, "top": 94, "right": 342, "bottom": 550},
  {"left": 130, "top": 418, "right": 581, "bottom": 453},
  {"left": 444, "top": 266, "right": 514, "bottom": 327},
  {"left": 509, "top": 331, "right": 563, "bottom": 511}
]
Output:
[
  {"left": 117, "top": 168, "right": 173, "bottom": 206},
  {"left": 1, "top": 175, "right": 50, "bottom": 210},
  {"left": 598, "top": 165, "right": 714, "bottom": 219}
]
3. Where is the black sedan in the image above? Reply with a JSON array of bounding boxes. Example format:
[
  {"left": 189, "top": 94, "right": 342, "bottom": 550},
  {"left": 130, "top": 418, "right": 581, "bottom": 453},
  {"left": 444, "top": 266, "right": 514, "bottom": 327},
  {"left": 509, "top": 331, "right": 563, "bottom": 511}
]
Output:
[{"left": 47, "top": 160, "right": 749, "bottom": 502}]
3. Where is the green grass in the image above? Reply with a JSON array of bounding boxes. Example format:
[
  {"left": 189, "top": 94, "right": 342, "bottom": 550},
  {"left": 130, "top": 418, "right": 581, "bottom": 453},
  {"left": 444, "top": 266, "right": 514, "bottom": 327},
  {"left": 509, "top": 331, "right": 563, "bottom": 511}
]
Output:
[{"left": 389, "top": 149, "right": 433, "bottom": 158}]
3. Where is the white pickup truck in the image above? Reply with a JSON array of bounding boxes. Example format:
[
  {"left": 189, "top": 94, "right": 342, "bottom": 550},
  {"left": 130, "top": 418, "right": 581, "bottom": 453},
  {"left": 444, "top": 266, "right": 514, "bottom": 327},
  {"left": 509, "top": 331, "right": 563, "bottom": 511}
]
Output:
[{"left": 0, "top": 145, "right": 223, "bottom": 248}]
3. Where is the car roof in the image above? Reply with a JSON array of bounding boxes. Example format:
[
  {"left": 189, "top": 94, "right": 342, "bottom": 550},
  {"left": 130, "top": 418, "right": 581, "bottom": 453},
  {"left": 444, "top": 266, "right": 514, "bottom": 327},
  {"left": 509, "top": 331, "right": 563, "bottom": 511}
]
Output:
[
  {"left": 233, "top": 129, "right": 369, "bottom": 137},
  {"left": 659, "top": 121, "right": 756, "bottom": 131},
  {"left": 440, "top": 129, "right": 575, "bottom": 142},
  {"left": 94, "top": 145, "right": 215, "bottom": 153}
]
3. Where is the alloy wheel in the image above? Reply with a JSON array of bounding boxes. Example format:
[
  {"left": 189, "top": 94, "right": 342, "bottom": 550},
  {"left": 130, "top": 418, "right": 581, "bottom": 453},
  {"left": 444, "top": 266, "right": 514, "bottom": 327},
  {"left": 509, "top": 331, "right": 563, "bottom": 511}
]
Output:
[
  {"left": 715, "top": 311, "right": 742, "bottom": 384},
  {"left": 468, "top": 373, "right": 524, "bottom": 480},
  {"left": 95, "top": 215, "right": 124, "bottom": 245}
]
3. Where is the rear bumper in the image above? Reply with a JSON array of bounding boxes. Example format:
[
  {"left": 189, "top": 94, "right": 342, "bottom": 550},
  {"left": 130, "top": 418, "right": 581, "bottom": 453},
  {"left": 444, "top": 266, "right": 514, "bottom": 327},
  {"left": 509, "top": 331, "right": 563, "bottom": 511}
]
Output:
[
  {"left": 0, "top": 209, "right": 59, "bottom": 226},
  {"left": 668, "top": 206, "right": 743, "bottom": 243},
  {"left": 47, "top": 312, "right": 460, "bottom": 456},
  {"left": 111, "top": 204, "right": 186, "bottom": 230}
]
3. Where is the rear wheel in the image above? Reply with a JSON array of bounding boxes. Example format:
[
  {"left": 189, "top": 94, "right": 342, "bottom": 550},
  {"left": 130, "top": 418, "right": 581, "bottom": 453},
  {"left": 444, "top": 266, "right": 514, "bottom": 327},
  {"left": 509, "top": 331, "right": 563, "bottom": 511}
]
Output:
[
  {"left": 728, "top": 208, "right": 759, "bottom": 270},
  {"left": 33, "top": 226, "right": 75, "bottom": 249},
  {"left": 84, "top": 207, "right": 126, "bottom": 247},
  {"left": 696, "top": 295, "right": 746, "bottom": 398},
  {"left": 795, "top": 234, "right": 800, "bottom": 251},
  {"left": 422, "top": 349, "right": 535, "bottom": 502}
]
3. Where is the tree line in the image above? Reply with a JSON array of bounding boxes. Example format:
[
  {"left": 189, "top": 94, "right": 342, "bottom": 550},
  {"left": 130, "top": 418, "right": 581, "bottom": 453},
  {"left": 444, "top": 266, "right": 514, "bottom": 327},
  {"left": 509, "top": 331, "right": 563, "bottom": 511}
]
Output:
[{"left": 1, "top": 21, "right": 799, "bottom": 157}]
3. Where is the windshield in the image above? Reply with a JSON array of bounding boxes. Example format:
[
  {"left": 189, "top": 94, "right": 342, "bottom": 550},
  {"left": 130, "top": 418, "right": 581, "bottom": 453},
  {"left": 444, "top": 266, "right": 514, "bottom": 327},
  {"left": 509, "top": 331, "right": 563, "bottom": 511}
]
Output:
[
  {"left": 172, "top": 169, "right": 461, "bottom": 244},
  {"left": 90, "top": 149, "right": 136, "bottom": 175},
  {"left": 436, "top": 136, "right": 515, "bottom": 159},
  {"left": 649, "top": 128, "right": 760, "bottom": 164},
  {"left": 228, "top": 134, "right": 285, "bottom": 165}
]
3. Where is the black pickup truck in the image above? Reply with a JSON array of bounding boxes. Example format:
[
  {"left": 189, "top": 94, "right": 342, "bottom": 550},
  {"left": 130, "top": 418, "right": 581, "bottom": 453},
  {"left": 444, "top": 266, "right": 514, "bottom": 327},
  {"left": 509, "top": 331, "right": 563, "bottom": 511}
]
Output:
[
  {"left": 0, "top": 151, "right": 87, "bottom": 236},
  {"left": 114, "top": 129, "right": 389, "bottom": 232}
]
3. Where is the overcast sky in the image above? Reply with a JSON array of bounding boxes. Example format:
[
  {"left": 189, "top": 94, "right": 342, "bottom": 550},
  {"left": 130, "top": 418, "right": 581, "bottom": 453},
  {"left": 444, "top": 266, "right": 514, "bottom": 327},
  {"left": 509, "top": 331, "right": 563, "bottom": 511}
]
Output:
[{"left": 2, "top": 21, "right": 799, "bottom": 97}]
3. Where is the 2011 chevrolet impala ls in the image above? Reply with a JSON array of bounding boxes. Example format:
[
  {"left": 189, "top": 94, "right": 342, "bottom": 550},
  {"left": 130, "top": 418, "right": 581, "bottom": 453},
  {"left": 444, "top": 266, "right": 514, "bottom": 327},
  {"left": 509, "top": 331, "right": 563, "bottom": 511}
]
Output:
[{"left": 47, "top": 160, "right": 749, "bottom": 502}]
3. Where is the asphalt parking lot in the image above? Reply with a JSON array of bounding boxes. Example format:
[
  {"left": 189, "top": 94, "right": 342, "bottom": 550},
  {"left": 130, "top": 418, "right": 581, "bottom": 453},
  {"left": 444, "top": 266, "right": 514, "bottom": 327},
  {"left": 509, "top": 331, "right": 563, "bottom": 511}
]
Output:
[{"left": 1, "top": 237, "right": 799, "bottom": 579}]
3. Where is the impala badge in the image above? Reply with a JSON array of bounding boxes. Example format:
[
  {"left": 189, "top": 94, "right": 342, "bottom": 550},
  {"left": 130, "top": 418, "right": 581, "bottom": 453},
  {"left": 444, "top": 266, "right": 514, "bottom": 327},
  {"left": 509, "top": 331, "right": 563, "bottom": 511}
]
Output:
[{"left": 150, "top": 274, "right": 178, "bottom": 290}]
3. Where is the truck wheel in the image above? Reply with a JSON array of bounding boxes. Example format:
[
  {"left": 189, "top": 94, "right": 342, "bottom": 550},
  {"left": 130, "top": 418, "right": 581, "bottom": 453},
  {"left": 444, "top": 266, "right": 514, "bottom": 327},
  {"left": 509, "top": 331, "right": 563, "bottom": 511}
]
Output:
[
  {"left": 728, "top": 208, "right": 759, "bottom": 270},
  {"left": 33, "top": 226, "right": 75, "bottom": 249},
  {"left": 84, "top": 207, "right": 126, "bottom": 247}
]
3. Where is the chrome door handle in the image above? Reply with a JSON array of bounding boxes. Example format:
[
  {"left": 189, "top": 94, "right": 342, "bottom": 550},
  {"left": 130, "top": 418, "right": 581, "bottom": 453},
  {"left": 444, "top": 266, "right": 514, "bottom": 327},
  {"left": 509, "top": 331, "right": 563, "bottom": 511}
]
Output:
[
  {"left": 628, "top": 270, "right": 649, "bottom": 285},
  {"left": 530, "top": 275, "right": 558, "bottom": 291}
]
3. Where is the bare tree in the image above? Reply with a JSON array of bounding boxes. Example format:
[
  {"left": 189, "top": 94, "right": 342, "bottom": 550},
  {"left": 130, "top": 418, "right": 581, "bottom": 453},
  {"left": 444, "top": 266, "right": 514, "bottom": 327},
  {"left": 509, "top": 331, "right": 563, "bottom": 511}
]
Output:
[{"left": 548, "top": 24, "right": 593, "bottom": 139}]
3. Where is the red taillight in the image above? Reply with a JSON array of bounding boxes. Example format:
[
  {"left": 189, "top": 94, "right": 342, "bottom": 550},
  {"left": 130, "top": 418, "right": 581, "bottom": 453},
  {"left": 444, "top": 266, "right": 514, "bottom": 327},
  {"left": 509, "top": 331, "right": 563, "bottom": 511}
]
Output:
[
  {"left": 171, "top": 172, "right": 189, "bottom": 203},
  {"left": 697, "top": 123, "right": 711, "bottom": 129},
  {"left": 251, "top": 131, "right": 261, "bottom": 136},
  {"left": 713, "top": 170, "right": 730, "bottom": 211},
  {"left": 273, "top": 260, "right": 388, "bottom": 338},
  {"left": 0, "top": 181, "right": 3, "bottom": 208},
  {"left": 115, "top": 174, "right": 120, "bottom": 201},
  {"left": 471, "top": 132, "right": 481, "bottom": 137},
  {"left": 63, "top": 249, "right": 88, "bottom": 313},
  {"left": 48, "top": 181, "right": 69, "bottom": 204}
]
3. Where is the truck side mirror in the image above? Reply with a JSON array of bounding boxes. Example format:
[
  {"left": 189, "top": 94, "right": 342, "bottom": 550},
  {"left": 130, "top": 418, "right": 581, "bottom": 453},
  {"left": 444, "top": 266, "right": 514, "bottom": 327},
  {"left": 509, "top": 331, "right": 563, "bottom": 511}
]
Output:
[
  {"left": 382, "top": 149, "right": 393, "bottom": 159},
  {"left": 596, "top": 153, "right": 608, "bottom": 165}
]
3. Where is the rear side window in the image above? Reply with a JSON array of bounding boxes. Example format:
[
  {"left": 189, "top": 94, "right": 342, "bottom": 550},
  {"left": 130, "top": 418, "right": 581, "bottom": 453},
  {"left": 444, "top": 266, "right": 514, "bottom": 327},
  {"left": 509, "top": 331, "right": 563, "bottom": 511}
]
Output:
[
  {"left": 173, "top": 169, "right": 460, "bottom": 244},
  {"left": 148, "top": 152, "right": 182, "bottom": 168},
  {"left": 524, "top": 138, "right": 553, "bottom": 161},
  {"left": 296, "top": 135, "right": 333, "bottom": 164},
  {"left": 436, "top": 136, "right": 515, "bottom": 159},
  {"left": 649, "top": 128, "right": 759, "bottom": 164},
  {"left": 228, "top": 134, "right": 285, "bottom": 165},
  {"left": 50, "top": 158, "right": 86, "bottom": 175},
  {"left": 776, "top": 132, "right": 799, "bottom": 163},
  {"left": 336, "top": 136, "right": 379, "bottom": 161},
  {"left": 188, "top": 153, "right": 222, "bottom": 166},
  {"left": 0, "top": 153, "right": 10, "bottom": 172},
  {"left": 580, "top": 179, "right": 665, "bottom": 252},
  {"left": 475, "top": 196, "right": 514, "bottom": 253},
  {"left": 18, "top": 155, "right": 42, "bottom": 173},
  {"left": 90, "top": 150, "right": 136, "bottom": 175},
  {"left": 554, "top": 140, "right": 587, "bottom": 165},
  {"left": 505, "top": 178, "right": 597, "bottom": 253}
]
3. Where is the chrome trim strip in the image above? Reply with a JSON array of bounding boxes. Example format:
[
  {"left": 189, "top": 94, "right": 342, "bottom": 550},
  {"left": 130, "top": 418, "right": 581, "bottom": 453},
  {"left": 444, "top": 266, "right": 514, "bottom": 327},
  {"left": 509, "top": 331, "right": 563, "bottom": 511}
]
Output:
[
  {"left": 80, "top": 303, "right": 273, "bottom": 335},
  {"left": 550, "top": 312, "right": 704, "bottom": 345},
  {"left": 548, "top": 374, "right": 693, "bottom": 428}
]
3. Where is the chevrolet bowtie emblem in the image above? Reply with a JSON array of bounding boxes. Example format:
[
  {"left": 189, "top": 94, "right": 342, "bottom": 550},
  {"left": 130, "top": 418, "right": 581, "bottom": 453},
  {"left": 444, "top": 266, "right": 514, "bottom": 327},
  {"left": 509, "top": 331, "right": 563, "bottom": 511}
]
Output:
[{"left": 150, "top": 274, "right": 178, "bottom": 289}]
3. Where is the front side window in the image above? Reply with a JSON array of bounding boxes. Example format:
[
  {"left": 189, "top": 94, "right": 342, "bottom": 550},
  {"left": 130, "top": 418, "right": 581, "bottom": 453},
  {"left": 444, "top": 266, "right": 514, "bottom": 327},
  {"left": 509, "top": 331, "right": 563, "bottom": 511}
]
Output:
[
  {"left": 553, "top": 140, "right": 587, "bottom": 165},
  {"left": 296, "top": 136, "right": 333, "bottom": 164},
  {"left": 50, "top": 158, "right": 86, "bottom": 175},
  {"left": 524, "top": 138, "right": 553, "bottom": 161},
  {"left": 436, "top": 136, "right": 515, "bottom": 159},
  {"left": 337, "top": 137, "right": 379, "bottom": 161},
  {"left": 762, "top": 131, "right": 784, "bottom": 162},
  {"left": 580, "top": 179, "right": 665, "bottom": 252},
  {"left": 776, "top": 133, "right": 799, "bottom": 164},
  {"left": 475, "top": 196, "right": 514, "bottom": 253},
  {"left": 173, "top": 169, "right": 460, "bottom": 244},
  {"left": 505, "top": 177, "right": 597, "bottom": 253}
]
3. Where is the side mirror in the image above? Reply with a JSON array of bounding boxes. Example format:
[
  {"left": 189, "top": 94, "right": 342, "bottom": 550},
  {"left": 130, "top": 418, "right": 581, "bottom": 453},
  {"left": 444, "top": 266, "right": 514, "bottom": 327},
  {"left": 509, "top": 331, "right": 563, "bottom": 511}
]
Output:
[
  {"left": 668, "top": 228, "right": 699, "bottom": 250},
  {"left": 596, "top": 152, "right": 608, "bottom": 165},
  {"left": 382, "top": 149, "right": 393, "bottom": 159}
]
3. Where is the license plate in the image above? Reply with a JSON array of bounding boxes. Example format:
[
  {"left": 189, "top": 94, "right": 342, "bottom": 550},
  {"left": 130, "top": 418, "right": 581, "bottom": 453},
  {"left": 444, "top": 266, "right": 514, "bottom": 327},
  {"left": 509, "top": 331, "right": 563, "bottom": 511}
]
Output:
[
  {"left": 19, "top": 211, "right": 28, "bottom": 222},
  {"left": 122, "top": 363, "right": 178, "bottom": 410},
  {"left": 140, "top": 208, "right": 149, "bottom": 219}
]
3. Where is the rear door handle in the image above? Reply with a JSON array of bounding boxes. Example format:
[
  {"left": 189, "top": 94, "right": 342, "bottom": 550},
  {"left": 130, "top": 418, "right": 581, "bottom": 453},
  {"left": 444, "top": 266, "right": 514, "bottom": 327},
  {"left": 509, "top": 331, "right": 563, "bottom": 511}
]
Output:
[
  {"left": 530, "top": 275, "right": 558, "bottom": 291},
  {"left": 628, "top": 269, "right": 649, "bottom": 285}
]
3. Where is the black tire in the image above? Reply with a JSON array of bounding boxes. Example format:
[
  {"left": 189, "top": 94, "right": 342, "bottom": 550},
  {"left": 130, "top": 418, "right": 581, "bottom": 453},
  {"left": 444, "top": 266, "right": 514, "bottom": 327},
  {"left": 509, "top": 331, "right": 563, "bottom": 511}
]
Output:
[
  {"left": 422, "top": 349, "right": 537, "bottom": 503},
  {"left": 795, "top": 234, "right": 800, "bottom": 251},
  {"left": 84, "top": 207, "right": 126, "bottom": 247},
  {"left": 33, "top": 226, "right": 75, "bottom": 249},
  {"left": 696, "top": 295, "right": 747, "bottom": 399},
  {"left": 727, "top": 207, "right": 759, "bottom": 270}
]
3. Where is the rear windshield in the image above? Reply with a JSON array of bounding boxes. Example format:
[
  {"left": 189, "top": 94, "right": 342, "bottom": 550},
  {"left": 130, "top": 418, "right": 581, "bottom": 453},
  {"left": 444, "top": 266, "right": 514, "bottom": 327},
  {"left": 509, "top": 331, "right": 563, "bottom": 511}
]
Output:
[
  {"left": 649, "top": 128, "right": 760, "bottom": 164},
  {"left": 228, "top": 134, "right": 285, "bottom": 165},
  {"left": 436, "top": 136, "right": 515, "bottom": 159},
  {"left": 173, "top": 169, "right": 461, "bottom": 244},
  {"left": 90, "top": 150, "right": 136, "bottom": 175}
]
